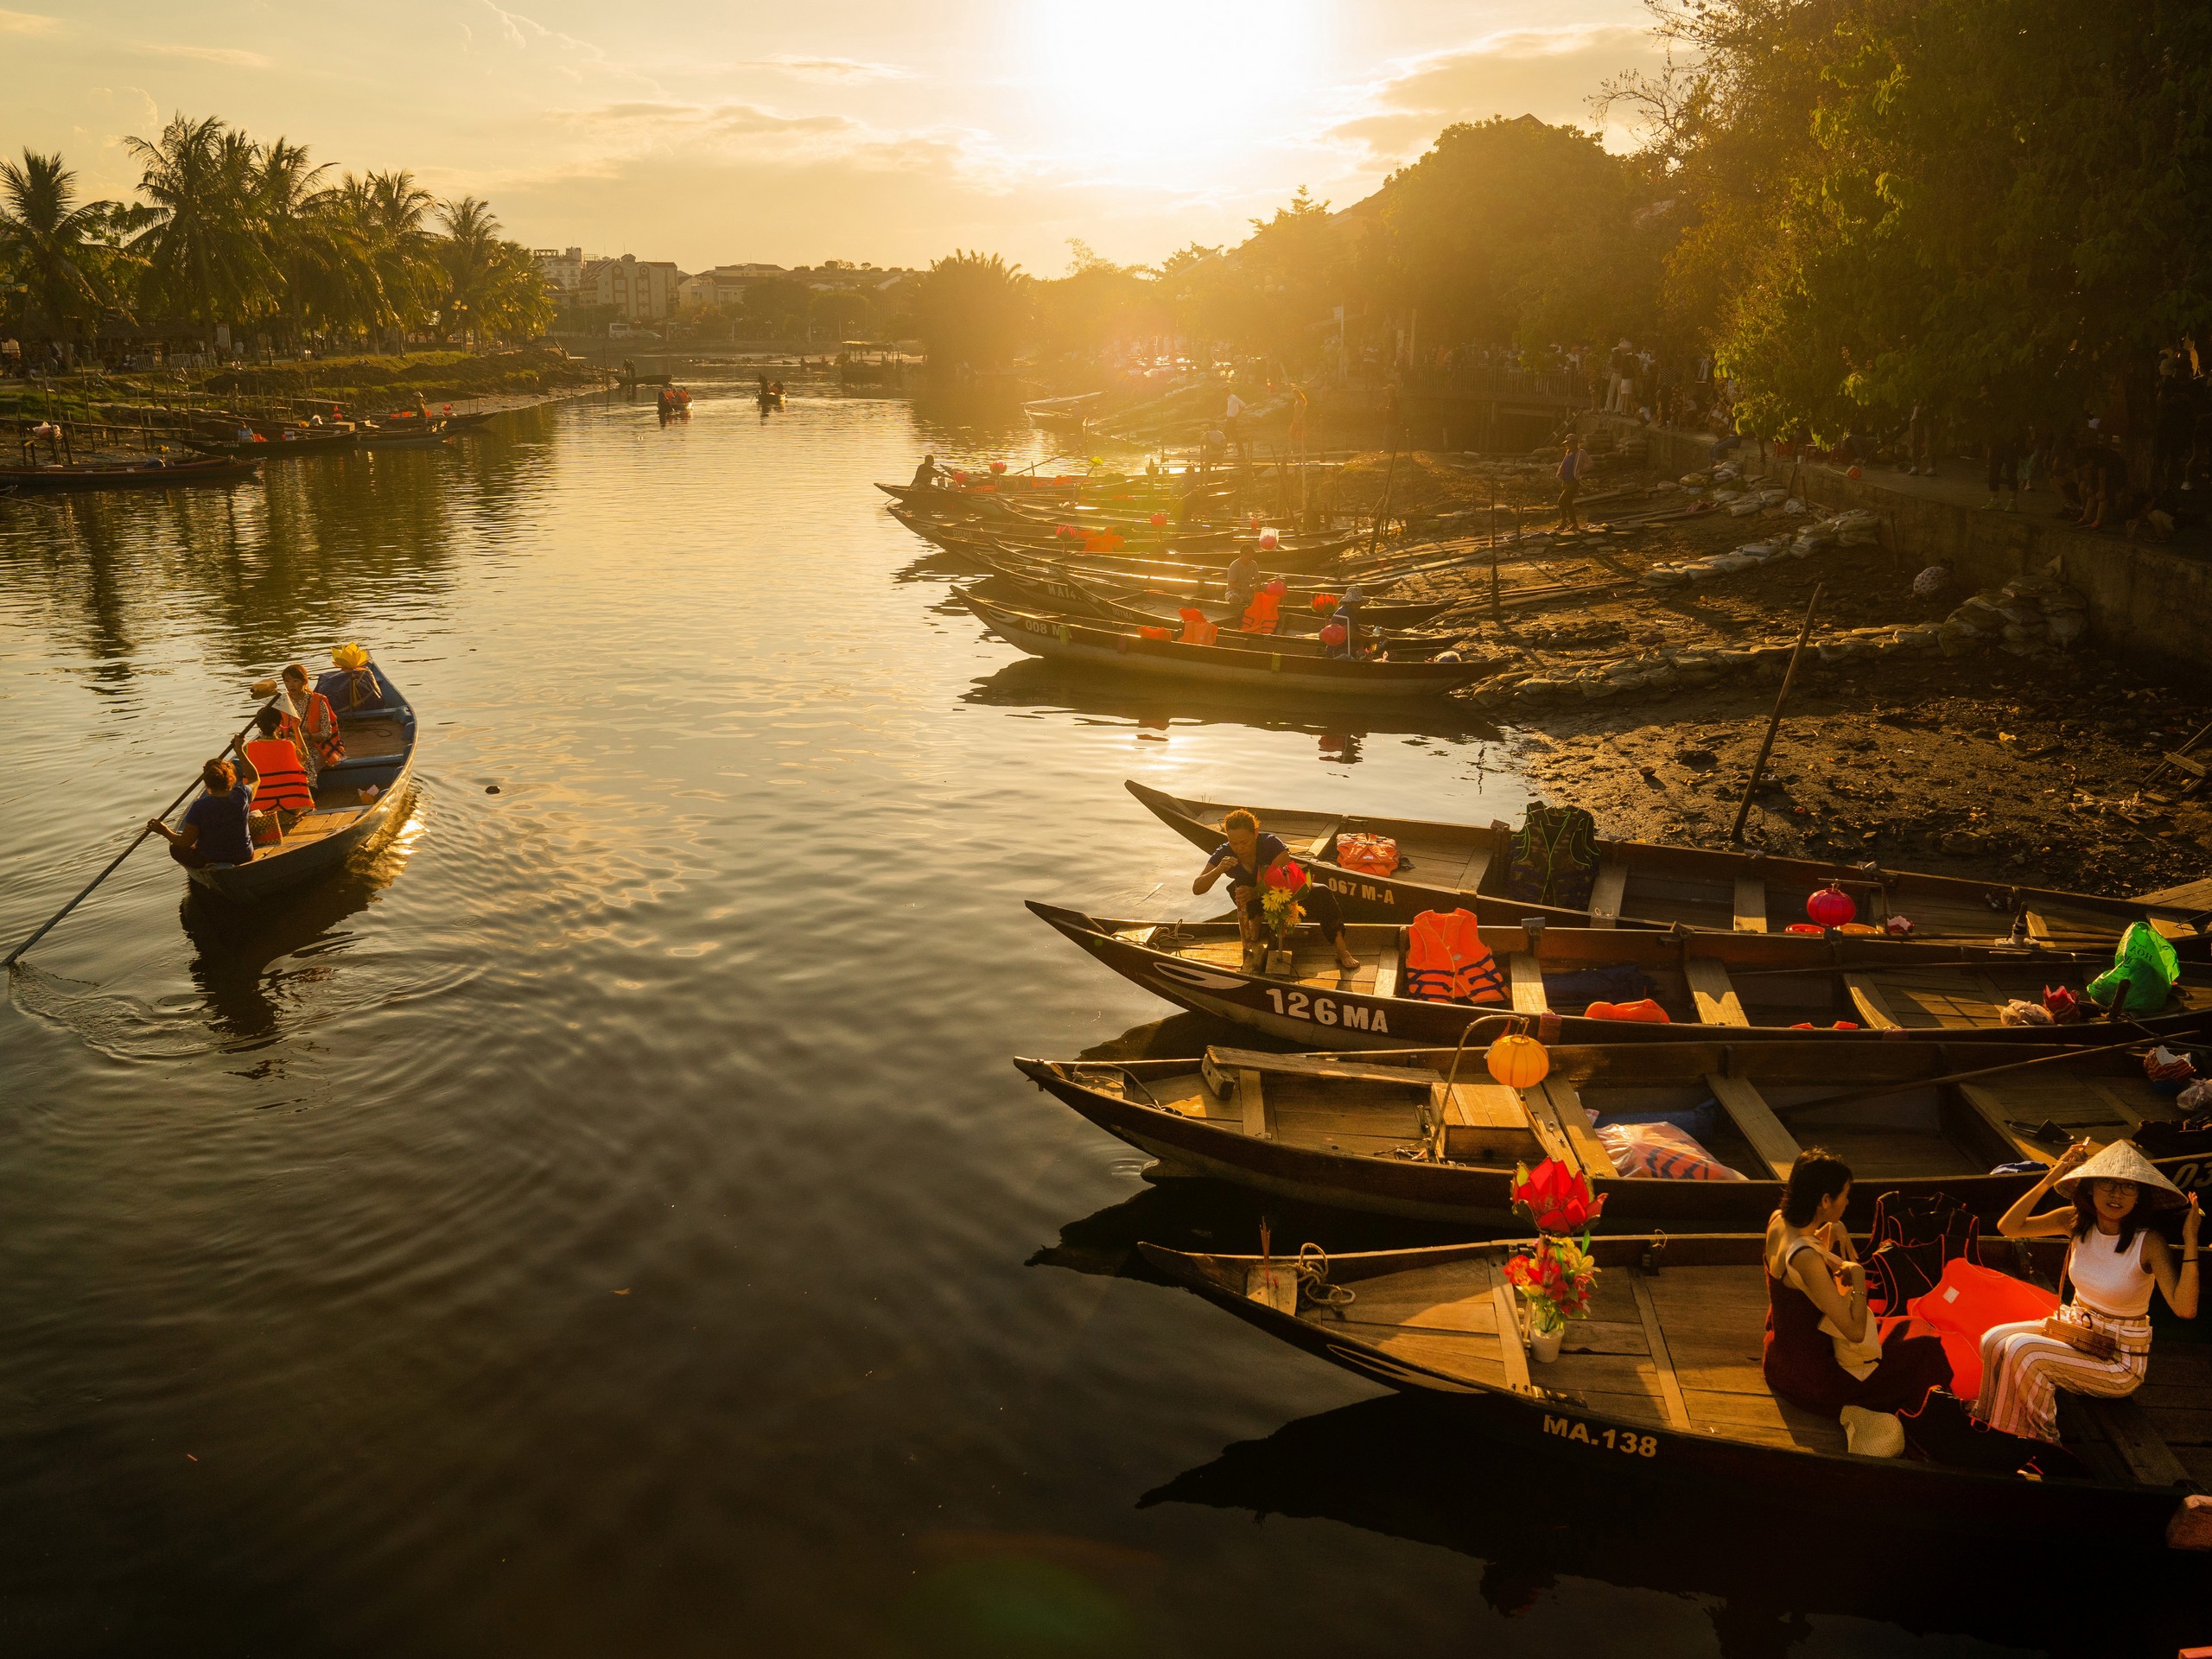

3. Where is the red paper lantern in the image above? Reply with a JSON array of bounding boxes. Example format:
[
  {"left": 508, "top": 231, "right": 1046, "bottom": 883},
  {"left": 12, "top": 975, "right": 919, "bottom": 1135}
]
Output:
[
  {"left": 951, "top": 469, "right": 969, "bottom": 485},
  {"left": 1149, "top": 512, "right": 1166, "bottom": 527},
  {"left": 1806, "top": 883, "right": 1857, "bottom": 928},
  {"left": 989, "top": 460, "right": 1007, "bottom": 474}
]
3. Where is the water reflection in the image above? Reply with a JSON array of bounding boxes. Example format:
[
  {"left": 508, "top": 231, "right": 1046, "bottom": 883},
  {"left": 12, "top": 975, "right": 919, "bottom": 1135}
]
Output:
[
  {"left": 1141, "top": 1395, "right": 2208, "bottom": 1659},
  {"left": 175, "top": 801, "right": 419, "bottom": 1045},
  {"left": 958, "top": 658, "right": 1497, "bottom": 747}
]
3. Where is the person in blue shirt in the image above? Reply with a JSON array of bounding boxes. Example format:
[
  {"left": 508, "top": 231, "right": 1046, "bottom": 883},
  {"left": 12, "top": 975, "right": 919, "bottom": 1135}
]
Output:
[
  {"left": 149, "top": 760, "right": 256, "bottom": 868},
  {"left": 1193, "top": 809, "right": 1358, "bottom": 971}
]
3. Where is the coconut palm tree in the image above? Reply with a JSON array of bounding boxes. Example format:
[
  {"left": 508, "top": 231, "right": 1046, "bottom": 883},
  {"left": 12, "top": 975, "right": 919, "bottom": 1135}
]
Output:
[
  {"left": 0, "top": 149, "right": 126, "bottom": 351},
  {"left": 434, "top": 194, "right": 501, "bottom": 347},
  {"left": 249, "top": 137, "right": 337, "bottom": 347},
  {"left": 124, "top": 114, "right": 273, "bottom": 339}
]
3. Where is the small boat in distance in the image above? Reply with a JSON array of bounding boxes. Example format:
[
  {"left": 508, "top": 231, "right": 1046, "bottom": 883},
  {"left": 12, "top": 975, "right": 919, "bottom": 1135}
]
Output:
[
  {"left": 0, "top": 454, "right": 264, "bottom": 492},
  {"left": 190, "top": 669, "right": 420, "bottom": 901}
]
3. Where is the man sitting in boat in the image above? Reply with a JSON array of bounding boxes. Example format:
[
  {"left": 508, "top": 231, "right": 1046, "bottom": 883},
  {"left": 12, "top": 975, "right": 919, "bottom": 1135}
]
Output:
[
  {"left": 911, "top": 454, "right": 942, "bottom": 490},
  {"left": 1764, "top": 1150, "right": 1951, "bottom": 1451},
  {"left": 148, "top": 760, "right": 256, "bottom": 868},
  {"left": 240, "top": 706, "right": 316, "bottom": 829},
  {"left": 280, "top": 662, "right": 344, "bottom": 782},
  {"left": 318, "top": 642, "right": 385, "bottom": 713},
  {"left": 1222, "top": 548, "right": 1262, "bottom": 616},
  {"left": 1322, "top": 584, "right": 1370, "bottom": 659},
  {"left": 1974, "top": 1141, "right": 2201, "bottom": 1445},
  {"left": 1193, "top": 809, "right": 1358, "bottom": 973}
]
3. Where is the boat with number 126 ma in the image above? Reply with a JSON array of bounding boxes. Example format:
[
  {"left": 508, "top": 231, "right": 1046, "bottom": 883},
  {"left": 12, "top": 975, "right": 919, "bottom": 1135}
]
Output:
[
  {"left": 1021, "top": 904, "right": 2212, "bottom": 1047},
  {"left": 188, "top": 669, "right": 419, "bottom": 901},
  {"left": 1139, "top": 1232, "right": 2212, "bottom": 1551}
]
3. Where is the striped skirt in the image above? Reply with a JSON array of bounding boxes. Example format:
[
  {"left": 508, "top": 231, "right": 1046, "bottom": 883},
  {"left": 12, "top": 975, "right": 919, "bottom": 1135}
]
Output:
[{"left": 1974, "top": 1302, "right": 2152, "bottom": 1445}]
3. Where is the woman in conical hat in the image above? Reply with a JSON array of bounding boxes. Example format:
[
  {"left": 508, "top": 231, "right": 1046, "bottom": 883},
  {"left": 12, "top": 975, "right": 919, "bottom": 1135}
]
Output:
[{"left": 1973, "top": 1140, "right": 2200, "bottom": 1444}]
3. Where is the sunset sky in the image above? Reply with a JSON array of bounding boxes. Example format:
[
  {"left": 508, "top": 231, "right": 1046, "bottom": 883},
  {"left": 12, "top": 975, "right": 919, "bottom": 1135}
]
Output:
[{"left": 3, "top": 1, "right": 1660, "bottom": 273}]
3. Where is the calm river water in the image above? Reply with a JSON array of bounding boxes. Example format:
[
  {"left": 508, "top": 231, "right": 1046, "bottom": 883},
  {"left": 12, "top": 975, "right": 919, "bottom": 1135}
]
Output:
[{"left": 0, "top": 379, "right": 2199, "bottom": 1657}]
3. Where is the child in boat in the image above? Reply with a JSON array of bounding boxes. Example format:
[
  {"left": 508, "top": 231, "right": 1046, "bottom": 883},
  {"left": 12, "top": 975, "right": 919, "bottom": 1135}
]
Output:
[
  {"left": 279, "top": 663, "right": 344, "bottom": 783},
  {"left": 1974, "top": 1141, "right": 2201, "bottom": 1444},
  {"left": 1764, "top": 1151, "right": 1951, "bottom": 1439},
  {"left": 1193, "top": 809, "right": 1358, "bottom": 973}
]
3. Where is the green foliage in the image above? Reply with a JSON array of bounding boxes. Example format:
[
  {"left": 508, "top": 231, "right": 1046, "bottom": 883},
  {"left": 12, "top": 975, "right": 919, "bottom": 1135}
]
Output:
[
  {"left": 916, "top": 250, "right": 1032, "bottom": 369},
  {"left": 0, "top": 149, "right": 130, "bottom": 338}
]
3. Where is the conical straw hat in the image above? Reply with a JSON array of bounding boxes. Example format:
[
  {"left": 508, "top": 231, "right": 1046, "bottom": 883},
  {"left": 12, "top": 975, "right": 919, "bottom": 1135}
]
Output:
[{"left": 2052, "top": 1141, "right": 2187, "bottom": 1210}]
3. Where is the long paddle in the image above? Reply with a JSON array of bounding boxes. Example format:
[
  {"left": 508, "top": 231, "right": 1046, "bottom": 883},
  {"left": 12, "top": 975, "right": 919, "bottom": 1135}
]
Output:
[
  {"left": 1770, "top": 1029, "right": 2161, "bottom": 1120},
  {"left": 3, "top": 699, "right": 272, "bottom": 969},
  {"left": 1730, "top": 582, "right": 1823, "bottom": 844}
]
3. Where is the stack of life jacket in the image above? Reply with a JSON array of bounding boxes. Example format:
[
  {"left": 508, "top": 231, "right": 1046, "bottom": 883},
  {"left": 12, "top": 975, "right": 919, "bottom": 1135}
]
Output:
[
  {"left": 243, "top": 735, "right": 315, "bottom": 816},
  {"left": 1501, "top": 802, "right": 1600, "bottom": 912},
  {"left": 1402, "top": 908, "right": 1508, "bottom": 1004},
  {"left": 1336, "top": 832, "right": 1399, "bottom": 875},
  {"left": 1176, "top": 608, "right": 1219, "bottom": 646},
  {"left": 1239, "top": 580, "right": 1287, "bottom": 635}
]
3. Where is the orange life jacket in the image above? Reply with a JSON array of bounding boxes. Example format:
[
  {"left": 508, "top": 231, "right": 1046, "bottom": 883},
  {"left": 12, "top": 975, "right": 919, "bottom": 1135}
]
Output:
[
  {"left": 1177, "top": 607, "right": 1219, "bottom": 645},
  {"left": 245, "top": 736, "right": 315, "bottom": 814},
  {"left": 1138, "top": 625, "right": 1172, "bottom": 640},
  {"left": 1238, "top": 588, "right": 1283, "bottom": 634},
  {"left": 285, "top": 691, "right": 346, "bottom": 770},
  {"left": 1402, "top": 908, "right": 1507, "bottom": 1004}
]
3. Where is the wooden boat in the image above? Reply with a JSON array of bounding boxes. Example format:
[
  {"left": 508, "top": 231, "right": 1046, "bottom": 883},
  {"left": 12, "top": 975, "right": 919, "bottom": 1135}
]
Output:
[
  {"left": 190, "top": 672, "right": 419, "bottom": 901},
  {"left": 1125, "top": 779, "right": 2212, "bottom": 954},
  {"left": 1018, "top": 1034, "right": 2212, "bottom": 1231},
  {"left": 355, "top": 423, "right": 454, "bottom": 451},
  {"left": 0, "top": 454, "right": 262, "bottom": 491},
  {"left": 977, "top": 547, "right": 1401, "bottom": 600},
  {"left": 188, "top": 429, "right": 358, "bottom": 461},
  {"left": 958, "top": 588, "right": 1487, "bottom": 701},
  {"left": 986, "top": 559, "right": 1449, "bottom": 636},
  {"left": 897, "top": 511, "right": 1354, "bottom": 574},
  {"left": 1022, "top": 902, "right": 2212, "bottom": 1050},
  {"left": 1141, "top": 1232, "right": 2212, "bottom": 1550}
]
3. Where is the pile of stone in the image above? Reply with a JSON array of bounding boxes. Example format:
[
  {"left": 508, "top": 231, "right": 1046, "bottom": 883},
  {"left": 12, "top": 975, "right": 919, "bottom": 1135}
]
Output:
[
  {"left": 1641, "top": 508, "right": 1884, "bottom": 589},
  {"left": 1936, "top": 575, "right": 2090, "bottom": 656},
  {"left": 1491, "top": 620, "right": 1948, "bottom": 705}
]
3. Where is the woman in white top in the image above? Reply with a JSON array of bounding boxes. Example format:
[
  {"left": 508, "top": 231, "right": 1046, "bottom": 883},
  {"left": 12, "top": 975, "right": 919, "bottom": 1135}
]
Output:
[{"left": 1975, "top": 1140, "right": 2201, "bottom": 1443}]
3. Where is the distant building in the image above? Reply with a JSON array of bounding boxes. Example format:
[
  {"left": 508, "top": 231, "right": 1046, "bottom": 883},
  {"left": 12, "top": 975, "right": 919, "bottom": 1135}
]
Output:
[
  {"left": 533, "top": 247, "right": 585, "bottom": 295},
  {"left": 581, "top": 253, "right": 680, "bottom": 321},
  {"left": 678, "top": 264, "right": 781, "bottom": 310}
]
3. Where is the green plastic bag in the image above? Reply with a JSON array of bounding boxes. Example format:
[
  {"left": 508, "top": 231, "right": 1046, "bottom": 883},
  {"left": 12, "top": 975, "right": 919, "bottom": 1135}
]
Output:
[{"left": 2087, "top": 923, "right": 2179, "bottom": 1013}]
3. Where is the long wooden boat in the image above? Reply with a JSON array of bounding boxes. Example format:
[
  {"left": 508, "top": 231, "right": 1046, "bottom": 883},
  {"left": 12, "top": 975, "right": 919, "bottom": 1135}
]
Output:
[
  {"left": 1141, "top": 1232, "right": 2212, "bottom": 1550},
  {"left": 892, "top": 505, "right": 1354, "bottom": 573},
  {"left": 983, "top": 557, "right": 1448, "bottom": 636},
  {"left": 963, "top": 574, "right": 1456, "bottom": 653},
  {"left": 1019, "top": 1034, "right": 2212, "bottom": 1230},
  {"left": 1023, "top": 902, "right": 2212, "bottom": 1049},
  {"left": 190, "top": 672, "right": 419, "bottom": 901},
  {"left": 355, "top": 423, "right": 454, "bottom": 451},
  {"left": 189, "top": 429, "right": 359, "bottom": 461},
  {"left": 978, "top": 547, "right": 1392, "bottom": 600},
  {"left": 0, "top": 455, "right": 263, "bottom": 492},
  {"left": 1125, "top": 779, "right": 2212, "bottom": 954},
  {"left": 959, "top": 588, "right": 1486, "bottom": 701}
]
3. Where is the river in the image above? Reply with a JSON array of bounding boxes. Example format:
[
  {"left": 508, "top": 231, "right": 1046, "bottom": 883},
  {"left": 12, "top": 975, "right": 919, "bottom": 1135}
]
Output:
[{"left": 0, "top": 377, "right": 2195, "bottom": 1656}]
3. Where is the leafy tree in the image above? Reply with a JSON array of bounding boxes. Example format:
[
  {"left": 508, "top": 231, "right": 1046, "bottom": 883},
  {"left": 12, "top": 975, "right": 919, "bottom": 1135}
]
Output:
[
  {"left": 0, "top": 149, "right": 128, "bottom": 344},
  {"left": 914, "top": 250, "right": 1030, "bottom": 370}
]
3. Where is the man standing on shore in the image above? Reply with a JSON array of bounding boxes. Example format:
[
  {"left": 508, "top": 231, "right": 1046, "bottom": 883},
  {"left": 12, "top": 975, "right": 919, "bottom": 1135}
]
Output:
[{"left": 1554, "top": 435, "right": 1589, "bottom": 531}]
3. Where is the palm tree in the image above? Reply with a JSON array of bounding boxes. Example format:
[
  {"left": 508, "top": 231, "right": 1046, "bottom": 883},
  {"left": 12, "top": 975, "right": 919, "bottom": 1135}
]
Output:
[
  {"left": 124, "top": 114, "right": 273, "bottom": 339},
  {"left": 915, "top": 250, "right": 1031, "bottom": 372},
  {"left": 0, "top": 149, "right": 126, "bottom": 351},
  {"left": 250, "top": 137, "right": 335, "bottom": 347},
  {"left": 435, "top": 195, "right": 501, "bottom": 348}
]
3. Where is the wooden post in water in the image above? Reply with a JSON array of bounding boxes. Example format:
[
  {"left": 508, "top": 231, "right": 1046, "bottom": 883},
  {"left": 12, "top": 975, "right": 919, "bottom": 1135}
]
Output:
[
  {"left": 1730, "top": 582, "right": 1824, "bottom": 844},
  {"left": 1489, "top": 478, "right": 1502, "bottom": 622}
]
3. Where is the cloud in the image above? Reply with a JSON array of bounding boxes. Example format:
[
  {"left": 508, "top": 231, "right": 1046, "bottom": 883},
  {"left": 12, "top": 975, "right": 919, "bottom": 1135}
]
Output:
[
  {"left": 742, "top": 54, "right": 912, "bottom": 84},
  {"left": 582, "top": 100, "right": 859, "bottom": 137},
  {"left": 137, "top": 42, "right": 274, "bottom": 67},
  {"left": 1332, "top": 25, "right": 1664, "bottom": 162},
  {"left": 0, "top": 8, "right": 60, "bottom": 33}
]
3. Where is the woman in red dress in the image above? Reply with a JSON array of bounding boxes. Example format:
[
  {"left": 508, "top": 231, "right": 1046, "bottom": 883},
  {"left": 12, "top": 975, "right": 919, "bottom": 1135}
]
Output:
[{"left": 1764, "top": 1150, "right": 1951, "bottom": 1419}]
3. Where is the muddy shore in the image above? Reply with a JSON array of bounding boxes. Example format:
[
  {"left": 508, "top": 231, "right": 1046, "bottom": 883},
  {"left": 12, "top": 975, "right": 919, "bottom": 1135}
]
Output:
[{"left": 1319, "top": 444, "right": 2212, "bottom": 901}]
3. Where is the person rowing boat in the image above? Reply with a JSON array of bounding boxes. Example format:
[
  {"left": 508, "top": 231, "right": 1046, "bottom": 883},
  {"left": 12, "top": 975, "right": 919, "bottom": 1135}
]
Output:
[{"left": 147, "top": 759, "right": 257, "bottom": 868}]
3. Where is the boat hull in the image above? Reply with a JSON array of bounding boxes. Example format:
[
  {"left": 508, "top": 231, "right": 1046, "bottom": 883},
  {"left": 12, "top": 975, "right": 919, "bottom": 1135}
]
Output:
[{"left": 0, "top": 458, "right": 263, "bottom": 491}]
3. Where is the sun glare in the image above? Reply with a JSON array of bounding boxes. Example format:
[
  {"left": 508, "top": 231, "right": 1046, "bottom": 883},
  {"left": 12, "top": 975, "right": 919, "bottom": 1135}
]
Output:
[{"left": 1014, "top": 0, "right": 1326, "bottom": 176}]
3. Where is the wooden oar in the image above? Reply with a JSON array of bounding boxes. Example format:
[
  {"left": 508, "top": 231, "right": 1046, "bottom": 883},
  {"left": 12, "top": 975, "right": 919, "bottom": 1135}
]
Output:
[
  {"left": 3, "top": 700, "right": 271, "bottom": 969},
  {"left": 1730, "top": 582, "right": 1822, "bottom": 843}
]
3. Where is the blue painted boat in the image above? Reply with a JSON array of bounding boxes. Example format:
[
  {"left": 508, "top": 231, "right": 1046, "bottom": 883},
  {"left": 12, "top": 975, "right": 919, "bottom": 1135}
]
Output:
[{"left": 190, "top": 670, "right": 420, "bottom": 901}]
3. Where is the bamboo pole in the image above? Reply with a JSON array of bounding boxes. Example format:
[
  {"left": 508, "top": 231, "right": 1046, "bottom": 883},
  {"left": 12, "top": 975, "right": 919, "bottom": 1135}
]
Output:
[{"left": 1729, "top": 582, "right": 1824, "bottom": 844}]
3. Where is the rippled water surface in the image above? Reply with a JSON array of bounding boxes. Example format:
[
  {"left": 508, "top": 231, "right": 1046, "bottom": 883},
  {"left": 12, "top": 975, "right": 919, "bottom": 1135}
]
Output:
[{"left": 0, "top": 381, "right": 2198, "bottom": 1657}]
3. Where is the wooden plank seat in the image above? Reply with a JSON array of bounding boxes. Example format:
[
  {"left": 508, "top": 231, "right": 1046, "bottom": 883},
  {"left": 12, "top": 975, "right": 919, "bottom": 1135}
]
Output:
[
  {"left": 1588, "top": 861, "right": 1630, "bottom": 927},
  {"left": 1705, "top": 1071, "right": 1802, "bottom": 1180},
  {"left": 1732, "top": 875, "right": 1769, "bottom": 933},
  {"left": 1687, "top": 957, "right": 1751, "bottom": 1027}
]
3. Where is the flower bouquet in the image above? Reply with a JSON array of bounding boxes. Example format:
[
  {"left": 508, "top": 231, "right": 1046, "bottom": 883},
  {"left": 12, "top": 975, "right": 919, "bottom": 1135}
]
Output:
[
  {"left": 1256, "top": 860, "right": 1306, "bottom": 975},
  {"left": 1503, "top": 1158, "right": 1606, "bottom": 1362}
]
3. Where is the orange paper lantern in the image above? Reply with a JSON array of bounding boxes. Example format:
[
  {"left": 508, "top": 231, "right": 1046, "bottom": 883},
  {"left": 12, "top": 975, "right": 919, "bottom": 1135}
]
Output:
[{"left": 1485, "top": 1033, "right": 1552, "bottom": 1089}]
